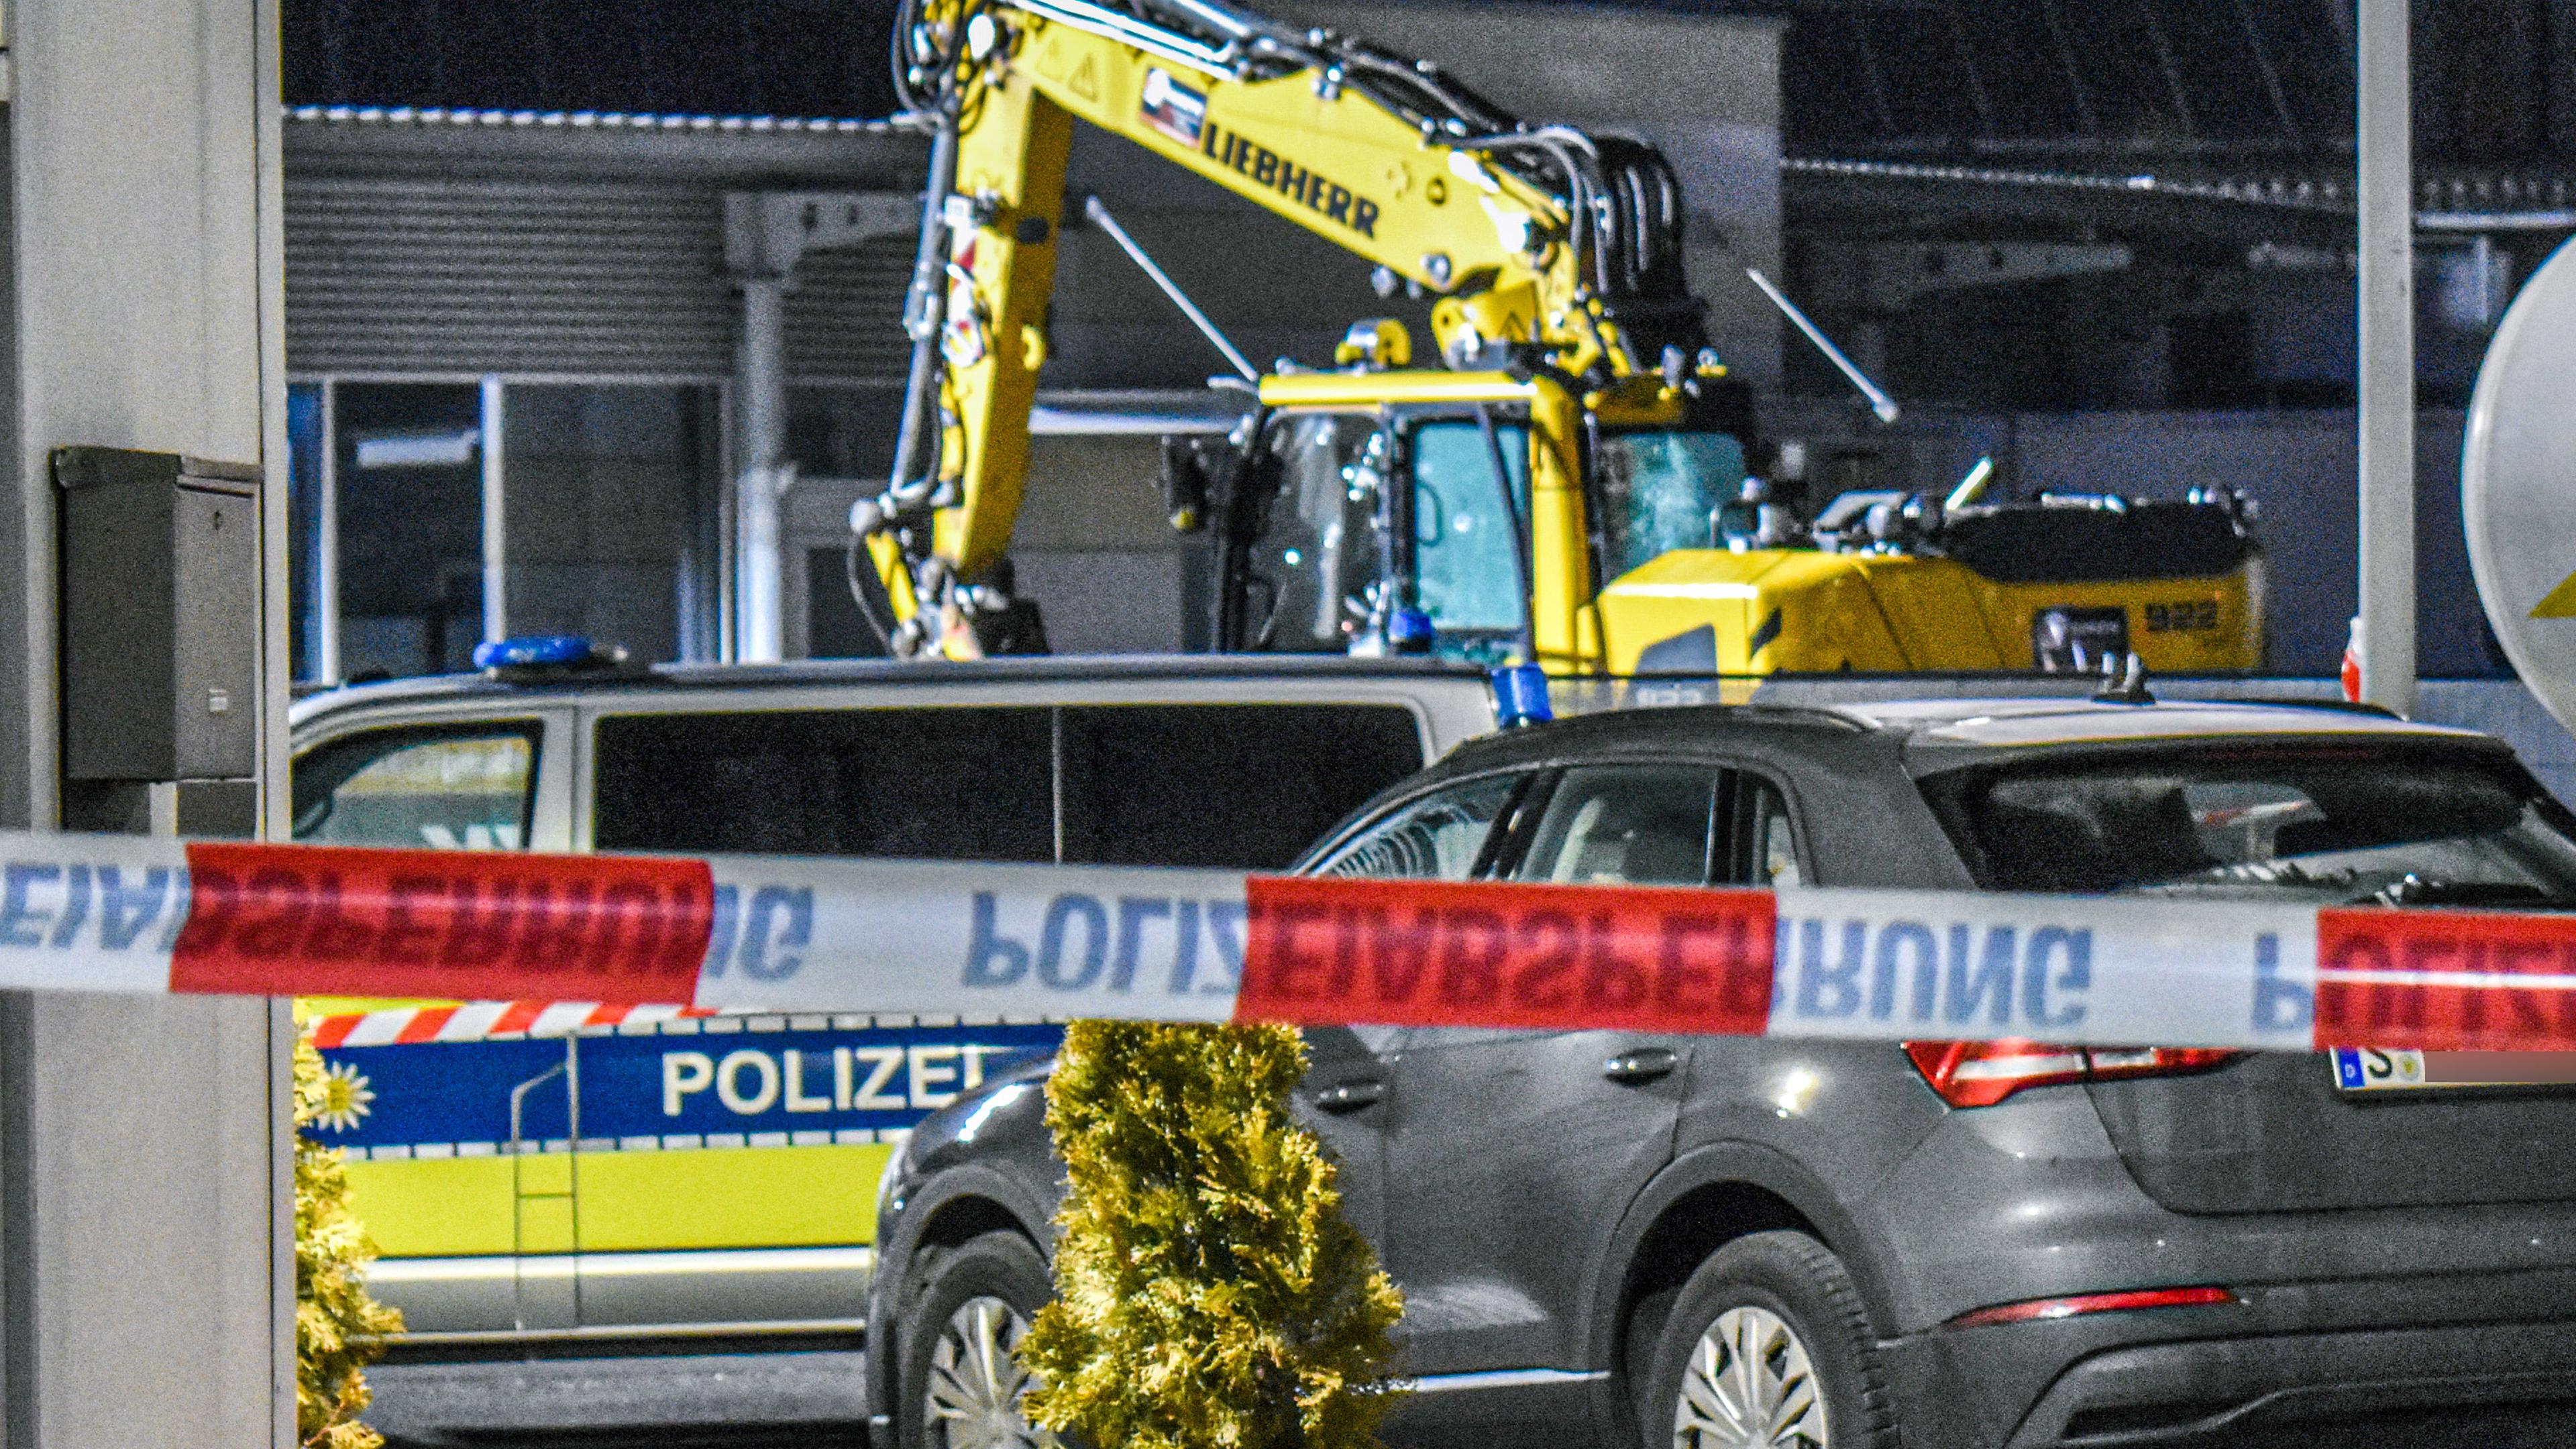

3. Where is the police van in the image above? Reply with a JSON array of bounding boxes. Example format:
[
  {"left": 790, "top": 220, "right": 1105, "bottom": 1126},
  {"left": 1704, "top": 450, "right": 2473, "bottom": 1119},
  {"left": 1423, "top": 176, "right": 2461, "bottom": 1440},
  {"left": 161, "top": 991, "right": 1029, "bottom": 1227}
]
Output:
[{"left": 290, "top": 647, "right": 1495, "bottom": 1438}]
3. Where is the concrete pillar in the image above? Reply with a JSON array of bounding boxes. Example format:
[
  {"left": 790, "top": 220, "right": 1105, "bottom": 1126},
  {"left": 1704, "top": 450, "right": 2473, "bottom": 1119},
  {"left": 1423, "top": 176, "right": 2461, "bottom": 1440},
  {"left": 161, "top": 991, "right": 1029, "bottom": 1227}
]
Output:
[
  {"left": 0, "top": 0, "right": 292, "bottom": 1446},
  {"left": 2357, "top": 0, "right": 2417, "bottom": 716},
  {"left": 720, "top": 192, "right": 915, "bottom": 663}
]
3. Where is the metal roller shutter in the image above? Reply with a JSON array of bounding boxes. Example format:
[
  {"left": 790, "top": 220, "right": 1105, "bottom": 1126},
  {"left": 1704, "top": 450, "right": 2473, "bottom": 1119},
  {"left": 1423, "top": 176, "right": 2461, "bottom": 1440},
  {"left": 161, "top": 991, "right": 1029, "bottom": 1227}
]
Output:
[
  {"left": 285, "top": 176, "right": 913, "bottom": 382},
  {"left": 784, "top": 237, "right": 916, "bottom": 383},
  {"left": 286, "top": 176, "right": 734, "bottom": 376}
]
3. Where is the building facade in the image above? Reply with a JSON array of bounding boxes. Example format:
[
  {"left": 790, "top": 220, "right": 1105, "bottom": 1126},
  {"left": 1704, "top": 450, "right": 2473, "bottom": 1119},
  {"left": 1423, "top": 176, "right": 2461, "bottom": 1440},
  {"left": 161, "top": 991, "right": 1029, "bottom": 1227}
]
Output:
[{"left": 283, "top": 108, "right": 921, "bottom": 680}]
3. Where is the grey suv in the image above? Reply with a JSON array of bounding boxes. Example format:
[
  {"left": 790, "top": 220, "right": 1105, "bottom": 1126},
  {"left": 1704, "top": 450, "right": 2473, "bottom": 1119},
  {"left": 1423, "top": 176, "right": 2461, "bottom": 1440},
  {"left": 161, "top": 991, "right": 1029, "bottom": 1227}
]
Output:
[{"left": 866, "top": 696, "right": 2576, "bottom": 1449}]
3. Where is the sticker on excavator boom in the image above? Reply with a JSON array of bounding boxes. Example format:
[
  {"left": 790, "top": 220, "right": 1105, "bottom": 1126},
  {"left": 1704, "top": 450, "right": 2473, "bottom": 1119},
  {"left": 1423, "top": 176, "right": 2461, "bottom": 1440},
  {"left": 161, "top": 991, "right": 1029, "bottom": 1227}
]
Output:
[{"left": 1139, "top": 68, "right": 1206, "bottom": 148}]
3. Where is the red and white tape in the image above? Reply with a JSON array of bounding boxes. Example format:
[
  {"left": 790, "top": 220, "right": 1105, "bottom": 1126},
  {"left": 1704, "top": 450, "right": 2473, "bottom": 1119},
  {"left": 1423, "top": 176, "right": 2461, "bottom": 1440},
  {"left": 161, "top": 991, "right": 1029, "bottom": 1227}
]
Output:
[
  {"left": 3, "top": 833, "right": 2573, "bottom": 1053},
  {"left": 303, "top": 1000, "right": 724, "bottom": 1047}
]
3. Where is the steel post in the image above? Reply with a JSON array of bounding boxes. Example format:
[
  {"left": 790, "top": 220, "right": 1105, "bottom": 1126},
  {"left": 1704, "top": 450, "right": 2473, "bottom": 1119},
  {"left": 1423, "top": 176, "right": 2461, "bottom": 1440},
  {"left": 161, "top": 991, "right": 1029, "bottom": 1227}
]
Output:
[
  {"left": 735, "top": 277, "right": 789, "bottom": 663},
  {"left": 480, "top": 374, "right": 507, "bottom": 645}
]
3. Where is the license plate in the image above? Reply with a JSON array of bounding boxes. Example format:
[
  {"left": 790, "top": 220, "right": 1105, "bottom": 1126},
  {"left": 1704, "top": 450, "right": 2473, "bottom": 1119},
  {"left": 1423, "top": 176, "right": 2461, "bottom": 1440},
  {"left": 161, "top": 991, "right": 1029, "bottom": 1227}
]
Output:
[{"left": 2332, "top": 1048, "right": 2576, "bottom": 1092}]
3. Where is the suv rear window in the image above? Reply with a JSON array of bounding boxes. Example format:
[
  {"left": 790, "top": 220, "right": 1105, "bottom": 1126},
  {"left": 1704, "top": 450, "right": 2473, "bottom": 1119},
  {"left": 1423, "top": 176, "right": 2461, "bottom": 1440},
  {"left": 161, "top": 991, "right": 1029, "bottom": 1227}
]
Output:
[
  {"left": 594, "top": 702, "right": 1424, "bottom": 870},
  {"left": 1923, "top": 746, "right": 2576, "bottom": 906}
]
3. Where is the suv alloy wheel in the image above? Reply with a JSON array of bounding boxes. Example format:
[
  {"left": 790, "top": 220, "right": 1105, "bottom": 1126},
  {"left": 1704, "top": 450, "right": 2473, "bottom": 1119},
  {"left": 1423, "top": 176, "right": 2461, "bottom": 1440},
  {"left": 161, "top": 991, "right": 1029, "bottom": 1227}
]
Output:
[
  {"left": 898, "top": 1233, "right": 1058, "bottom": 1449},
  {"left": 1643, "top": 1232, "right": 1896, "bottom": 1449}
]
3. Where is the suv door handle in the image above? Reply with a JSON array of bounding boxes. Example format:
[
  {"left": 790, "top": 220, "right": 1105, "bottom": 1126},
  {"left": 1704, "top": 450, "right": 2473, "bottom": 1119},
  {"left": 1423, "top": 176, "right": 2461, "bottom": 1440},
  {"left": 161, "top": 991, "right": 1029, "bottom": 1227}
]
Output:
[
  {"left": 1602, "top": 1047, "right": 1678, "bottom": 1085},
  {"left": 1313, "top": 1079, "right": 1386, "bottom": 1114}
]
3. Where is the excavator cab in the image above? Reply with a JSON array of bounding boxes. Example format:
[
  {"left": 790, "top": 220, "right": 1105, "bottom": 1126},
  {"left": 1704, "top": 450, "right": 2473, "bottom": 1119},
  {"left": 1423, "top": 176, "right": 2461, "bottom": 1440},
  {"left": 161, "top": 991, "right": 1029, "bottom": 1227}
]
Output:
[
  {"left": 1171, "top": 356, "right": 2262, "bottom": 682},
  {"left": 1212, "top": 402, "right": 1752, "bottom": 664}
]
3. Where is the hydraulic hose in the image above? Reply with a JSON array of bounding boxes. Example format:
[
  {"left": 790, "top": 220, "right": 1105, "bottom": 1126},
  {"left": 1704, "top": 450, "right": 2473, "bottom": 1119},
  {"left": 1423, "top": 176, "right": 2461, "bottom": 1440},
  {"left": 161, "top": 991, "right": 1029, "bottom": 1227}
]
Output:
[
  {"left": 884, "top": 114, "right": 961, "bottom": 497},
  {"left": 845, "top": 531, "right": 904, "bottom": 655},
  {"left": 865, "top": 0, "right": 975, "bottom": 648}
]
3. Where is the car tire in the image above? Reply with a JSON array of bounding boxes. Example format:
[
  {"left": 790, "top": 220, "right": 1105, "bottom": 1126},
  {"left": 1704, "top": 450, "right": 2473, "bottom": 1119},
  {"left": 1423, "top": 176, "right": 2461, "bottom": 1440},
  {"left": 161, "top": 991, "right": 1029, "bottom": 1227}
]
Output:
[
  {"left": 895, "top": 1232, "right": 1059, "bottom": 1449},
  {"left": 1641, "top": 1230, "right": 1895, "bottom": 1449}
]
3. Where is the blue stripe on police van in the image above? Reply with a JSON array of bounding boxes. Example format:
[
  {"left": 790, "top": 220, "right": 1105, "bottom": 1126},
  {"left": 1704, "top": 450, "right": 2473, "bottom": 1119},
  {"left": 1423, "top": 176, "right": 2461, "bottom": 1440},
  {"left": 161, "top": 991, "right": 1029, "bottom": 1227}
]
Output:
[{"left": 314, "top": 1012, "right": 1058, "bottom": 1154}]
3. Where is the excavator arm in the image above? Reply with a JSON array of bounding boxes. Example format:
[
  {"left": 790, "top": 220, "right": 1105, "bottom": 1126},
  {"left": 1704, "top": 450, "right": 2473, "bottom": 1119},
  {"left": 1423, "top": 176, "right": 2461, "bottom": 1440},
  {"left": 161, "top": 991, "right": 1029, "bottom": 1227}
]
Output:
[
  {"left": 848, "top": 0, "right": 2267, "bottom": 688},
  {"left": 855, "top": 0, "right": 1700, "bottom": 656}
]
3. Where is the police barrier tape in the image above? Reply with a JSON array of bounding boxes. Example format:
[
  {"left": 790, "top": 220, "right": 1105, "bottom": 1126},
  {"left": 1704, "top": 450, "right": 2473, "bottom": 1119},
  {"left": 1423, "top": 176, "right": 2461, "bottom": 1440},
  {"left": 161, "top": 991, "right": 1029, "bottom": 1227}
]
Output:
[{"left": 4, "top": 833, "right": 2576, "bottom": 1053}]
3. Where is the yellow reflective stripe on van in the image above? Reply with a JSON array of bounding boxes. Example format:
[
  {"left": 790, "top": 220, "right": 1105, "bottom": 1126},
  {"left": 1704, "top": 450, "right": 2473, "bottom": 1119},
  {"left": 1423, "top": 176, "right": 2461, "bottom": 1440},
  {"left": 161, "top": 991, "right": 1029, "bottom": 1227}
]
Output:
[{"left": 347, "top": 1144, "right": 893, "bottom": 1258}]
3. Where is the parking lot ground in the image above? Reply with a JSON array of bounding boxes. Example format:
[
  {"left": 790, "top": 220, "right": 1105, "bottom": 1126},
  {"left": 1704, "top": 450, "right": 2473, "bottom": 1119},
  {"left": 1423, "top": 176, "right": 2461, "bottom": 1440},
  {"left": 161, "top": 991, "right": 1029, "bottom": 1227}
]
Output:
[
  {"left": 364, "top": 1350, "right": 869, "bottom": 1448},
  {"left": 368, "top": 1385, "right": 2576, "bottom": 1449},
  {"left": 378, "top": 1423, "right": 865, "bottom": 1433}
]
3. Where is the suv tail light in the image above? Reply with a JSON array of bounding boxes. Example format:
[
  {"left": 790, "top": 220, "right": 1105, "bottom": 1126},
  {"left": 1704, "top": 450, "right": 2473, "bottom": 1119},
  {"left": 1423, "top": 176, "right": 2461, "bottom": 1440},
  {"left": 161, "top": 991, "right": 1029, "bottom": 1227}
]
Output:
[
  {"left": 1904, "top": 1040, "right": 2237, "bottom": 1108},
  {"left": 1949, "top": 1285, "right": 2237, "bottom": 1329}
]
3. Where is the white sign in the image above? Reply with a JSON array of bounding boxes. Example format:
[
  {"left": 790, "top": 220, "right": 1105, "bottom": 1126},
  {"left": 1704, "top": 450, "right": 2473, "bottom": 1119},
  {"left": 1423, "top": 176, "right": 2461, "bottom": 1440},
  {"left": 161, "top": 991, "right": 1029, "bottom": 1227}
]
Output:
[{"left": 2464, "top": 236, "right": 2576, "bottom": 732}]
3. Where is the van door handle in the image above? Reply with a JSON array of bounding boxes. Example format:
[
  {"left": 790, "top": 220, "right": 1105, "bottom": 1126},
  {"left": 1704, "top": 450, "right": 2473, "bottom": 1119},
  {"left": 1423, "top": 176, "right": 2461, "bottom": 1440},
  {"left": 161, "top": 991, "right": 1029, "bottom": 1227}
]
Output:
[
  {"left": 1313, "top": 1079, "right": 1386, "bottom": 1114},
  {"left": 1602, "top": 1048, "right": 1678, "bottom": 1085}
]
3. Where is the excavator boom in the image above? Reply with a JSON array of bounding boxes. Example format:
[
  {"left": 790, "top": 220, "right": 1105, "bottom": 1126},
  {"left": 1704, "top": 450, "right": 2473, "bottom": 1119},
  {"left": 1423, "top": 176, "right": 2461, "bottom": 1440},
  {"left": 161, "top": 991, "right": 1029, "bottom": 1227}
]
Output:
[{"left": 855, "top": 0, "right": 1699, "bottom": 657}]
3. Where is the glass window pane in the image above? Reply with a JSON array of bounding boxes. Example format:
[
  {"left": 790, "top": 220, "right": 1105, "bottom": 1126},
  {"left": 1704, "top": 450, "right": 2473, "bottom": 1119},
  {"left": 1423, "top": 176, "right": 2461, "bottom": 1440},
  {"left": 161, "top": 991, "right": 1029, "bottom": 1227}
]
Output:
[
  {"left": 1060, "top": 705, "right": 1425, "bottom": 869},
  {"left": 808, "top": 546, "right": 893, "bottom": 660},
  {"left": 292, "top": 725, "right": 539, "bottom": 849},
  {"left": 336, "top": 383, "right": 484, "bottom": 679},
  {"left": 503, "top": 384, "right": 721, "bottom": 665},
  {"left": 1513, "top": 765, "right": 1718, "bottom": 886},
  {"left": 1410, "top": 420, "right": 1529, "bottom": 640},
  {"left": 1313, "top": 774, "right": 1523, "bottom": 880},
  {"left": 286, "top": 382, "right": 326, "bottom": 683},
  {"left": 1595, "top": 430, "right": 1748, "bottom": 581},
  {"left": 592, "top": 708, "right": 1053, "bottom": 861},
  {"left": 1248, "top": 414, "right": 1384, "bottom": 652},
  {"left": 1926, "top": 749, "right": 2576, "bottom": 905}
]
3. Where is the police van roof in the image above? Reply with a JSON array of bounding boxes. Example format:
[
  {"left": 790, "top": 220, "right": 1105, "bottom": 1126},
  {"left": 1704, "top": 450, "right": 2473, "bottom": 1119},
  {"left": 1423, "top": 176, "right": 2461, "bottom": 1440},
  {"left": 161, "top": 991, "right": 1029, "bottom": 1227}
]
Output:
[{"left": 289, "top": 652, "right": 1497, "bottom": 729}]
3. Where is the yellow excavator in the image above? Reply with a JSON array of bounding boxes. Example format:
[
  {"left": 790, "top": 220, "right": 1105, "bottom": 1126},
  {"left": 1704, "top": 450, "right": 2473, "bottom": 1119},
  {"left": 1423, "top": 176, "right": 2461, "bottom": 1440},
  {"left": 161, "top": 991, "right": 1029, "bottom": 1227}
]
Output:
[{"left": 848, "top": 0, "right": 2264, "bottom": 679}]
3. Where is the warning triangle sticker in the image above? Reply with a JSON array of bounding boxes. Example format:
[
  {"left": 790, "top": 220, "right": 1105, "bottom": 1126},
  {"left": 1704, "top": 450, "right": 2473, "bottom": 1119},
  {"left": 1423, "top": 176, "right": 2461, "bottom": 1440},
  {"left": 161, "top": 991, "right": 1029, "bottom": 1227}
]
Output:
[{"left": 2533, "top": 569, "right": 2576, "bottom": 619}]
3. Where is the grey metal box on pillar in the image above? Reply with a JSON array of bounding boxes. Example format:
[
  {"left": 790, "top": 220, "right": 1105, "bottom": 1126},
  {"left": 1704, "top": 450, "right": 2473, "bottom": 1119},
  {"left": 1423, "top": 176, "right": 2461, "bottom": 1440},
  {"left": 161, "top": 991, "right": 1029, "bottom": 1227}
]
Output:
[{"left": 54, "top": 447, "right": 262, "bottom": 838}]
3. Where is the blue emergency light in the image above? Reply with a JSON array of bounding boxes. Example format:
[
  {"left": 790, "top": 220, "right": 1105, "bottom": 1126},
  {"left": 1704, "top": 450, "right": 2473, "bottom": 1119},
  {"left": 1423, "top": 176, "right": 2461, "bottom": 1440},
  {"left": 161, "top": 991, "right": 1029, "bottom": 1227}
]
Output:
[
  {"left": 1490, "top": 663, "right": 1552, "bottom": 729},
  {"left": 472, "top": 635, "right": 600, "bottom": 670},
  {"left": 1387, "top": 607, "right": 1436, "bottom": 653}
]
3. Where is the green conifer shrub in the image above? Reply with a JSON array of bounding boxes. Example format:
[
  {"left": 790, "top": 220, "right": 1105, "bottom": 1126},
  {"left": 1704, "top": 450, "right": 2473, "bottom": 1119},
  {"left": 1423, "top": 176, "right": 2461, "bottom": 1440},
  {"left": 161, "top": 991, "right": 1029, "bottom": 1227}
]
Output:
[
  {"left": 294, "top": 1035, "right": 405, "bottom": 1449},
  {"left": 1021, "top": 1021, "right": 1405, "bottom": 1449}
]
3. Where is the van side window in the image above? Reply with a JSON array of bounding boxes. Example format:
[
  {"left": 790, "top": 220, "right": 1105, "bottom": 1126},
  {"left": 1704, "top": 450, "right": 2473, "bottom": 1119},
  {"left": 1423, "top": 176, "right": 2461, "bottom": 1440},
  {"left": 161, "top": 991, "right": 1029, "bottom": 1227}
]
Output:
[
  {"left": 1058, "top": 704, "right": 1424, "bottom": 869},
  {"left": 1311, "top": 774, "right": 1523, "bottom": 880},
  {"left": 592, "top": 708, "right": 1053, "bottom": 861},
  {"left": 292, "top": 724, "right": 541, "bottom": 849}
]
